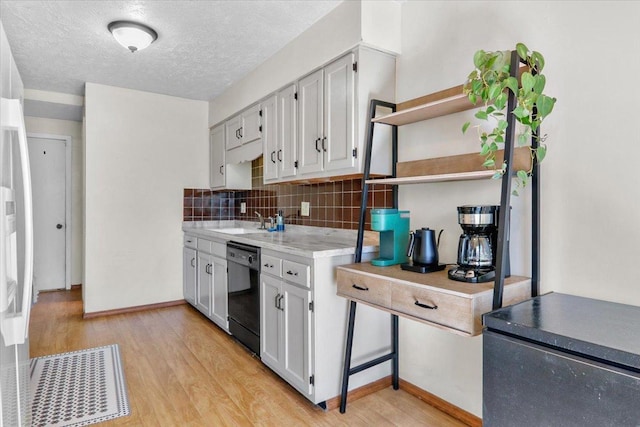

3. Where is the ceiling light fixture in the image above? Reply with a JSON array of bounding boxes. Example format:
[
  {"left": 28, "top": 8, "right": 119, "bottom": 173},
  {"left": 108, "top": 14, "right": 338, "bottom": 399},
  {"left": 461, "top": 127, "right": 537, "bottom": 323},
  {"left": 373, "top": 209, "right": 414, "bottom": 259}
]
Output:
[{"left": 108, "top": 21, "right": 157, "bottom": 53}]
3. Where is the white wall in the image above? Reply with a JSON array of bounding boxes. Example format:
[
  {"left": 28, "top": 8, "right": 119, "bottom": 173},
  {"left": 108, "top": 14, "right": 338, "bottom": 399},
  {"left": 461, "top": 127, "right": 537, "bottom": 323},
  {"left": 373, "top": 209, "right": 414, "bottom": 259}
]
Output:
[
  {"left": 207, "top": 0, "right": 401, "bottom": 127},
  {"left": 24, "top": 117, "right": 83, "bottom": 285},
  {"left": 83, "top": 83, "right": 208, "bottom": 313},
  {"left": 397, "top": 0, "right": 640, "bottom": 416}
]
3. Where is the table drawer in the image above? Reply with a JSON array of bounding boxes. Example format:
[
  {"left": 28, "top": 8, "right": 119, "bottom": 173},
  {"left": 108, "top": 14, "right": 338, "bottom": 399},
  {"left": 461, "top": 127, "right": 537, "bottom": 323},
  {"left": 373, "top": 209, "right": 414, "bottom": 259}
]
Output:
[
  {"left": 261, "top": 254, "right": 282, "bottom": 277},
  {"left": 391, "top": 284, "right": 473, "bottom": 333},
  {"left": 337, "top": 269, "right": 391, "bottom": 308},
  {"left": 282, "top": 259, "right": 310, "bottom": 288}
]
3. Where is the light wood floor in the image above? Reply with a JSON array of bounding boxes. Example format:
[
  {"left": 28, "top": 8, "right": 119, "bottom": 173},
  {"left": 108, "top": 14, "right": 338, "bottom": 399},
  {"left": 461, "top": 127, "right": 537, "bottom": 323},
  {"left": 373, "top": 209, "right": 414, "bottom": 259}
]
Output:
[{"left": 29, "top": 288, "right": 468, "bottom": 426}]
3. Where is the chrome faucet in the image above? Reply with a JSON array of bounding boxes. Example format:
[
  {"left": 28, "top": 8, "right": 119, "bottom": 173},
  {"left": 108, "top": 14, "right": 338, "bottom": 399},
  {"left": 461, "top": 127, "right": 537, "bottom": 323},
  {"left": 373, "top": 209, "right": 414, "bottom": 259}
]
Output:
[{"left": 255, "top": 211, "right": 266, "bottom": 229}]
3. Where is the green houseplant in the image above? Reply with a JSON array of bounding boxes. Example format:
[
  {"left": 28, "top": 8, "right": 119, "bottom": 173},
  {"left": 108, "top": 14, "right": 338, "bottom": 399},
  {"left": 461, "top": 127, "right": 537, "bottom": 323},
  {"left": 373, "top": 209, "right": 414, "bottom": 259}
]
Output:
[{"left": 462, "top": 43, "right": 556, "bottom": 195}]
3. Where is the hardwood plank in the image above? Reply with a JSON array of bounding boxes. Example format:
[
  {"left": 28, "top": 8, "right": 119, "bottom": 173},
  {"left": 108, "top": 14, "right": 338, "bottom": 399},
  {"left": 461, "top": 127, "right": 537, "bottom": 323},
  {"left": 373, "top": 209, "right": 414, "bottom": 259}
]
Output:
[{"left": 29, "top": 289, "right": 479, "bottom": 426}]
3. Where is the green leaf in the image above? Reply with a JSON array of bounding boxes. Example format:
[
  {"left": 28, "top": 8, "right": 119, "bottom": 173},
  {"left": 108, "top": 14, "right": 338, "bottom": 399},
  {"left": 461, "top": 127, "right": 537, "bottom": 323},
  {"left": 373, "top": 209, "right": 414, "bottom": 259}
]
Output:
[
  {"left": 472, "top": 80, "right": 483, "bottom": 94},
  {"left": 480, "top": 142, "right": 490, "bottom": 155},
  {"left": 512, "top": 105, "right": 529, "bottom": 119},
  {"left": 518, "top": 132, "right": 528, "bottom": 146},
  {"left": 494, "top": 92, "right": 507, "bottom": 110},
  {"left": 492, "top": 171, "right": 503, "bottom": 180},
  {"left": 521, "top": 72, "right": 535, "bottom": 93},
  {"left": 497, "top": 119, "right": 508, "bottom": 131},
  {"left": 512, "top": 189, "right": 520, "bottom": 197},
  {"left": 480, "top": 133, "right": 488, "bottom": 143},
  {"left": 486, "top": 105, "right": 496, "bottom": 115},
  {"left": 536, "top": 145, "right": 547, "bottom": 163},
  {"left": 475, "top": 110, "right": 488, "bottom": 120},
  {"left": 536, "top": 94, "right": 556, "bottom": 118},
  {"left": 516, "top": 43, "right": 529, "bottom": 61},
  {"left": 531, "top": 51, "right": 545, "bottom": 71},
  {"left": 462, "top": 121, "right": 471, "bottom": 134},
  {"left": 533, "top": 74, "right": 546, "bottom": 94},
  {"left": 468, "top": 93, "right": 477, "bottom": 104},
  {"left": 504, "top": 76, "right": 519, "bottom": 94},
  {"left": 483, "top": 158, "right": 496, "bottom": 168},
  {"left": 473, "top": 50, "right": 486, "bottom": 68},
  {"left": 488, "top": 82, "right": 501, "bottom": 100},
  {"left": 517, "top": 170, "right": 528, "bottom": 183}
]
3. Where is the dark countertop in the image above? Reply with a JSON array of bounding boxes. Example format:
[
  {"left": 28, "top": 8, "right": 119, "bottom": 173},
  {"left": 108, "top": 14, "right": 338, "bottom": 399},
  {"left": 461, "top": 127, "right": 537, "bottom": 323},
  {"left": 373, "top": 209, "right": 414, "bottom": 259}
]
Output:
[{"left": 483, "top": 292, "right": 640, "bottom": 370}]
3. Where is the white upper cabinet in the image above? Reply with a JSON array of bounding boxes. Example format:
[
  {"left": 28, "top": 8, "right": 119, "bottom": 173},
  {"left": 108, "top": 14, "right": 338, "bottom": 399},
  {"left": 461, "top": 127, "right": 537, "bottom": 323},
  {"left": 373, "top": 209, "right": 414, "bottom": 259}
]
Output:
[
  {"left": 209, "top": 125, "right": 226, "bottom": 189},
  {"left": 262, "top": 95, "right": 279, "bottom": 182},
  {"left": 225, "top": 103, "right": 262, "bottom": 151},
  {"left": 323, "top": 53, "right": 355, "bottom": 172},
  {"left": 277, "top": 84, "right": 298, "bottom": 180},
  {"left": 210, "top": 124, "right": 251, "bottom": 190},
  {"left": 298, "top": 69, "right": 324, "bottom": 175},
  {"left": 264, "top": 47, "right": 394, "bottom": 184}
]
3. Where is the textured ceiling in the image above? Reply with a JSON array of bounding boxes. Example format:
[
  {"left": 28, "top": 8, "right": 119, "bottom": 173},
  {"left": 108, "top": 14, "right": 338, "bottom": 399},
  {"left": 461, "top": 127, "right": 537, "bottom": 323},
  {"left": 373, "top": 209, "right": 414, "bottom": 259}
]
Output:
[{"left": 0, "top": 0, "right": 342, "bottom": 103}]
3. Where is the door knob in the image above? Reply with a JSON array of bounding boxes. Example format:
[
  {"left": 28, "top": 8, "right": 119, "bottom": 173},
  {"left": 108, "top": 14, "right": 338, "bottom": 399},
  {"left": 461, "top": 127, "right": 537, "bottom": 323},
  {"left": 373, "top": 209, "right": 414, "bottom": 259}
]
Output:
[{"left": 56, "top": 224, "right": 63, "bottom": 229}]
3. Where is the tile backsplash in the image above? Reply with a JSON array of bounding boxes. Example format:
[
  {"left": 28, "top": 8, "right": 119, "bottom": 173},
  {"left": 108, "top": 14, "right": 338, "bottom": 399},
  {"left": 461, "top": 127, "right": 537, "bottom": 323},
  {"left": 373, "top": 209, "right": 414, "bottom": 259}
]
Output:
[{"left": 183, "top": 157, "right": 393, "bottom": 230}]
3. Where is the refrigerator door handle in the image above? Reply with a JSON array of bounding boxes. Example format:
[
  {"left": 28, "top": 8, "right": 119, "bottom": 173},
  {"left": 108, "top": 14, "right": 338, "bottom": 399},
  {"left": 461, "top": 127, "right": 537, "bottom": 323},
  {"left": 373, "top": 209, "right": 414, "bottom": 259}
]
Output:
[{"left": 0, "top": 97, "right": 34, "bottom": 346}]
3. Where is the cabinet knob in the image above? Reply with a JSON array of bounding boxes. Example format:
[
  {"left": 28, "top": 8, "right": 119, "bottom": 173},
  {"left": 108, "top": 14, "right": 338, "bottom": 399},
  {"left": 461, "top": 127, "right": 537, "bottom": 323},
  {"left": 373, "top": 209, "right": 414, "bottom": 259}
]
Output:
[
  {"left": 286, "top": 270, "right": 298, "bottom": 276},
  {"left": 315, "top": 138, "right": 321, "bottom": 153},
  {"left": 322, "top": 136, "right": 327, "bottom": 152},
  {"left": 270, "top": 151, "right": 276, "bottom": 164},
  {"left": 277, "top": 149, "right": 282, "bottom": 162},
  {"left": 219, "top": 165, "right": 224, "bottom": 175}
]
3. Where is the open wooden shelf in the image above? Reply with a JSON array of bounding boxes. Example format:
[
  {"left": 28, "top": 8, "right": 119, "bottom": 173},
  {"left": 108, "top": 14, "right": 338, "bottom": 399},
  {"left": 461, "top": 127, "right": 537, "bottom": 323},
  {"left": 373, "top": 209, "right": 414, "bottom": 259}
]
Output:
[
  {"left": 372, "top": 85, "right": 476, "bottom": 126},
  {"left": 367, "top": 147, "right": 531, "bottom": 185},
  {"left": 374, "top": 65, "right": 528, "bottom": 126},
  {"left": 366, "top": 170, "right": 495, "bottom": 185}
]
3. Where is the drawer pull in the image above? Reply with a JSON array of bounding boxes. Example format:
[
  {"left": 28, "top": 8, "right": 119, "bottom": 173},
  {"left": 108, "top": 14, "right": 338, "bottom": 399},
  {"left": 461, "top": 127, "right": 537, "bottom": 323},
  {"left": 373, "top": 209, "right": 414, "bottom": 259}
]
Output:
[
  {"left": 414, "top": 300, "right": 437, "bottom": 310},
  {"left": 264, "top": 263, "right": 274, "bottom": 268},
  {"left": 352, "top": 284, "right": 369, "bottom": 291},
  {"left": 286, "top": 270, "right": 298, "bottom": 276}
]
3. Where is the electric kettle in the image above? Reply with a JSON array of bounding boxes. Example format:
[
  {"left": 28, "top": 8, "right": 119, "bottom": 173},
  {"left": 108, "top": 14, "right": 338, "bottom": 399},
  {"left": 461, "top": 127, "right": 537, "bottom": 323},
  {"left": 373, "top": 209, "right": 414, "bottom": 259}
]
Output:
[{"left": 407, "top": 228, "right": 441, "bottom": 266}]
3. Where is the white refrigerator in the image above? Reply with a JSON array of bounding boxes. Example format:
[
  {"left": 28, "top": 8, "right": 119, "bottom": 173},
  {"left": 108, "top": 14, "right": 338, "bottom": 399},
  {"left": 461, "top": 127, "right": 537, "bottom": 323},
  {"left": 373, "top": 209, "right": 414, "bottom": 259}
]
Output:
[{"left": 0, "top": 20, "right": 34, "bottom": 427}]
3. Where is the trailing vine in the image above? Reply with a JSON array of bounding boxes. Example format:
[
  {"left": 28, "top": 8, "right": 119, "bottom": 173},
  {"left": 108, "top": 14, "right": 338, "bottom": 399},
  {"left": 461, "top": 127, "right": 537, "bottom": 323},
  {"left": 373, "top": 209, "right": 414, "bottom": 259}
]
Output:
[{"left": 462, "top": 43, "right": 556, "bottom": 195}]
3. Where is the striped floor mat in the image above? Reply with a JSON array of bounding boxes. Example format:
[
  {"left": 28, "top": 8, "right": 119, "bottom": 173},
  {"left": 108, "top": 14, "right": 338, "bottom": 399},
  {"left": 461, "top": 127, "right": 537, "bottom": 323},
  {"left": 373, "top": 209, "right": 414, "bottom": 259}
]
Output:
[{"left": 30, "top": 344, "right": 130, "bottom": 427}]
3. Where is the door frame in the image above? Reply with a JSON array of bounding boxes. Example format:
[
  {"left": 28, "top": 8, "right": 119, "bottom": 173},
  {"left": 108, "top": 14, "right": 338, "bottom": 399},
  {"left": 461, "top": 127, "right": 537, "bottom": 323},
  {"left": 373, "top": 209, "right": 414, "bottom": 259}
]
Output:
[{"left": 27, "top": 132, "right": 72, "bottom": 290}]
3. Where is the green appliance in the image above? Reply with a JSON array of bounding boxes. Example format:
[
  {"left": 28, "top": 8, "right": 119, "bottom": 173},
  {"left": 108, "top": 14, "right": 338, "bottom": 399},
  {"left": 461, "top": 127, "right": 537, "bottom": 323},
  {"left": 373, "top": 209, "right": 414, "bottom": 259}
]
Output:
[{"left": 370, "top": 209, "right": 410, "bottom": 266}]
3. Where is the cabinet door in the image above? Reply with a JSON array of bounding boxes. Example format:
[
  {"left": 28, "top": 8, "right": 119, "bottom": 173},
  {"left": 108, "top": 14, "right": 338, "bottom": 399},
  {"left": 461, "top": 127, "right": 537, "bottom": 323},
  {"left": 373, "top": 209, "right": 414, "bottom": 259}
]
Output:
[
  {"left": 183, "top": 247, "right": 197, "bottom": 305},
  {"left": 260, "top": 274, "right": 282, "bottom": 370},
  {"left": 298, "top": 69, "right": 324, "bottom": 175},
  {"left": 277, "top": 84, "right": 298, "bottom": 179},
  {"left": 225, "top": 115, "right": 242, "bottom": 150},
  {"left": 209, "top": 125, "right": 226, "bottom": 189},
  {"left": 211, "top": 256, "right": 228, "bottom": 331},
  {"left": 282, "top": 283, "right": 312, "bottom": 395},
  {"left": 324, "top": 53, "right": 355, "bottom": 172},
  {"left": 241, "top": 103, "right": 262, "bottom": 144},
  {"left": 262, "top": 95, "right": 279, "bottom": 182},
  {"left": 196, "top": 252, "right": 213, "bottom": 317}
]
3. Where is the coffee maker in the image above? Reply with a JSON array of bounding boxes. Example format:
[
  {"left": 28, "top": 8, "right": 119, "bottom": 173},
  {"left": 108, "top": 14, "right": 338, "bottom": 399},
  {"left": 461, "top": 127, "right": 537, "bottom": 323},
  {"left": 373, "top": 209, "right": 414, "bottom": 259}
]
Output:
[
  {"left": 448, "top": 205, "right": 510, "bottom": 283},
  {"left": 370, "top": 208, "right": 410, "bottom": 267}
]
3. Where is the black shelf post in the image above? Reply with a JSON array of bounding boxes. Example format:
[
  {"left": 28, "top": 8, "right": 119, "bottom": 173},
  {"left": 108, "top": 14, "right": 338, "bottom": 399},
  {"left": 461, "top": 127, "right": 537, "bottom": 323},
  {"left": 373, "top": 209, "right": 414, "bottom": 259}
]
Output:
[{"left": 340, "top": 99, "right": 397, "bottom": 414}]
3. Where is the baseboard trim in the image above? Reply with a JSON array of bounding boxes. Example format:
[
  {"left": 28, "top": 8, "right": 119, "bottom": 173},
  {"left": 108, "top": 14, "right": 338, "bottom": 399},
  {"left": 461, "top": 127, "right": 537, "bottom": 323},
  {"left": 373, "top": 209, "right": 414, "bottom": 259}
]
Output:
[
  {"left": 71, "top": 284, "right": 82, "bottom": 290},
  {"left": 83, "top": 299, "right": 187, "bottom": 319},
  {"left": 324, "top": 376, "right": 392, "bottom": 411},
  {"left": 399, "top": 379, "right": 482, "bottom": 427}
]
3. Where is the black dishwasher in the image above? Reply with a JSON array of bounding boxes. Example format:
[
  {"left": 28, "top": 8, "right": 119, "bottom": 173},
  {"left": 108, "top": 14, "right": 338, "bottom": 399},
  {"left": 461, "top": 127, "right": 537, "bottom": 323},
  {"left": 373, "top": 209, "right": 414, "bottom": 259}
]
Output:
[{"left": 226, "top": 241, "right": 260, "bottom": 355}]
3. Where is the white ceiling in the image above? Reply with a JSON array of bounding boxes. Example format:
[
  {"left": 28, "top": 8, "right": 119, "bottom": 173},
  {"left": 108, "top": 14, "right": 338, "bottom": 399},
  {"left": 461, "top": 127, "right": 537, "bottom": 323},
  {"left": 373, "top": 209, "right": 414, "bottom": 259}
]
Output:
[{"left": 0, "top": 0, "right": 342, "bottom": 119}]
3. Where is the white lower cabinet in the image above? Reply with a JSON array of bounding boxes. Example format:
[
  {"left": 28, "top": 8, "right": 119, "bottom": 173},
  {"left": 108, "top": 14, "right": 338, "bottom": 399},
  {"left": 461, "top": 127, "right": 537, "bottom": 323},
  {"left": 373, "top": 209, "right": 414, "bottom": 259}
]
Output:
[
  {"left": 183, "top": 235, "right": 229, "bottom": 333},
  {"left": 183, "top": 246, "right": 197, "bottom": 306},
  {"left": 261, "top": 274, "right": 312, "bottom": 397}
]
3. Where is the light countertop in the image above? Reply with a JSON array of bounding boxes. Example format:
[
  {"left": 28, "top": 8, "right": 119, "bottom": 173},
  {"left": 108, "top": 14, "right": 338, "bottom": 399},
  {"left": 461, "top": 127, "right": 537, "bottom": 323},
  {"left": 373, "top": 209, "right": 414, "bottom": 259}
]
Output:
[{"left": 182, "top": 221, "right": 379, "bottom": 258}]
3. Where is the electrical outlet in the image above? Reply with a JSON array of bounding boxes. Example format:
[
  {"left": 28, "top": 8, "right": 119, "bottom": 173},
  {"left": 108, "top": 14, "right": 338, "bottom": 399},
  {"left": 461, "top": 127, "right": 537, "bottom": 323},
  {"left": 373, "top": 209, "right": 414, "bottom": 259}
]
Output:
[
  {"left": 240, "top": 202, "right": 246, "bottom": 214},
  {"left": 301, "top": 201, "right": 310, "bottom": 217}
]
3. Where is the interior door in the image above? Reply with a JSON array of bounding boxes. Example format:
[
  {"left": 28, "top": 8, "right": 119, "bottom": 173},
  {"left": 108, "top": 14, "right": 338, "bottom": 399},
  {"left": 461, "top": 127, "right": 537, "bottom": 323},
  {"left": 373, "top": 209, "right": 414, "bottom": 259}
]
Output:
[{"left": 27, "top": 136, "right": 66, "bottom": 291}]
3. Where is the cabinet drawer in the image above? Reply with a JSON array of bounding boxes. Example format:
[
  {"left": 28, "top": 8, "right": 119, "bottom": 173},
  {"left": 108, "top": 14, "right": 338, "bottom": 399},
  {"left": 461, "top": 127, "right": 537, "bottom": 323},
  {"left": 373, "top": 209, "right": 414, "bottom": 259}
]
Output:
[
  {"left": 184, "top": 234, "right": 197, "bottom": 249},
  {"left": 261, "top": 254, "right": 282, "bottom": 277},
  {"left": 282, "top": 259, "right": 310, "bottom": 288},
  {"left": 337, "top": 269, "right": 391, "bottom": 308},
  {"left": 197, "top": 238, "right": 212, "bottom": 253},
  {"left": 211, "top": 241, "right": 226, "bottom": 258},
  {"left": 391, "top": 284, "right": 473, "bottom": 333}
]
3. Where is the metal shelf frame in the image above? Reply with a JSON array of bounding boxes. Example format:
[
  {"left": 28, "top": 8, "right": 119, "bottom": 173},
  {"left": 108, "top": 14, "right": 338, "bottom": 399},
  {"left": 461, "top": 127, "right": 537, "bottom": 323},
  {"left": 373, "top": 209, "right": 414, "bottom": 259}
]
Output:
[{"left": 339, "top": 50, "right": 541, "bottom": 413}]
